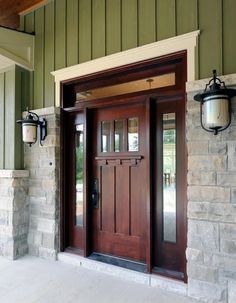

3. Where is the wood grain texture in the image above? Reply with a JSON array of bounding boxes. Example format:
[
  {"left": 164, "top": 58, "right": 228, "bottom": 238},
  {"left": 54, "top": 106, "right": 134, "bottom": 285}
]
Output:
[{"left": 106, "top": 0, "right": 121, "bottom": 55}]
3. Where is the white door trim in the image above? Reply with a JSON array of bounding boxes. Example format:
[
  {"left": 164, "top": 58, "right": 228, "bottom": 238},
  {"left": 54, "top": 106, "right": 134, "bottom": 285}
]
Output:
[{"left": 51, "top": 30, "right": 200, "bottom": 107}]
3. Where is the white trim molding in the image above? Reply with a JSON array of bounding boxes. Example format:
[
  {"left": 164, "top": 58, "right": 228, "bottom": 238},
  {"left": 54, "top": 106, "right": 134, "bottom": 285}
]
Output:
[
  {"left": 0, "top": 26, "right": 34, "bottom": 71},
  {"left": 52, "top": 30, "right": 200, "bottom": 107}
]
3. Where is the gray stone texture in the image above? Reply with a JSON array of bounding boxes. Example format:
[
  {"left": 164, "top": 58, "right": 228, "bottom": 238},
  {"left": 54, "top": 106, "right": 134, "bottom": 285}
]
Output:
[
  {"left": 187, "top": 78, "right": 236, "bottom": 302},
  {"left": 0, "top": 171, "right": 29, "bottom": 259},
  {"left": 24, "top": 110, "right": 60, "bottom": 260}
]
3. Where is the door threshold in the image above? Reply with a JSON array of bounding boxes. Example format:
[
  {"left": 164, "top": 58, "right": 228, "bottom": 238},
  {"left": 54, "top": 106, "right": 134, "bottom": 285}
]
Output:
[
  {"left": 88, "top": 253, "right": 146, "bottom": 273},
  {"left": 58, "top": 252, "right": 187, "bottom": 297}
]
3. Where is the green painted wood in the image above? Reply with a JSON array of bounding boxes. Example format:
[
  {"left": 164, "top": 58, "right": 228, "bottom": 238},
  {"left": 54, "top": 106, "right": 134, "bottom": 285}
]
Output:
[
  {"left": 55, "top": 0, "right": 66, "bottom": 69},
  {"left": 25, "top": 12, "right": 35, "bottom": 33},
  {"left": 138, "top": 0, "right": 156, "bottom": 46},
  {"left": 67, "top": 0, "right": 78, "bottom": 66},
  {"left": 199, "top": 0, "right": 222, "bottom": 78},
  {"left": 14, "top": 66, "right": 23, "bottom": 169},
  {"left": 223, "top": 0, "right": 236, "bottom": 75},
  {"left": 19, "top": 15, "right": 25, "bottom": 31},
  {"left": 92, "top": 0, "right": 106, "bottom": 59},
  {"left": 34, "top": 7, "right": 45, "bottom": 109},
  {"left": 176, "top": 0, "right": 198, "bottom": 35},
  {"left": 4, "top": 69, "right": 15, "bottom": 169},
  {"left": 79, "top": 0, "right": 92, "bottom": 63},
  {"left": 156, "top": 0, "right": 176, "bottom": 40},
  {"left": 45, "top": 2, "right": 55, "bottom": 107},
  {"left": 121, "top": 0, "right": 138, "bottom": 50},
  {"left": 106, "top": 0, "right": 121, "bottom": 55},
  {"left": 0, "top": 73, "right": 4, "bottom": 169}
]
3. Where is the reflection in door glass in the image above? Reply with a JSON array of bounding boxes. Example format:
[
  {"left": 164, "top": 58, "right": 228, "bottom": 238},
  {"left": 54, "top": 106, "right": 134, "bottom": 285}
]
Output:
[
  {"left": 114, "top": 120, "right": 124, "bottom": 152},
  {"left": 101, "top": 121, "right": 111, "bottom": 152},
  {"left": 128, "top": 117, "right": 139, "bottom": 151},
  {"left": 163, "top": 113, "right": 176, "bottom": 243},
  {"left": 75, "top": 124, "right": 84, "bottom": 226}
]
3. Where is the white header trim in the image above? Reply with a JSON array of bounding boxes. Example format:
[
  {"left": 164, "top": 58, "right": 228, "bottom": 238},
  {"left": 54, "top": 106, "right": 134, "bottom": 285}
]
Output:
[{"left": 52, "top": 30, "right": 200, "bottom": 107}]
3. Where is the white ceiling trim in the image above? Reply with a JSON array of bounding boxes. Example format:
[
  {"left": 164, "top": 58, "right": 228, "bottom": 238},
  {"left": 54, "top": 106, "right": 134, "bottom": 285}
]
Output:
[
  {"left": 0, "top": 27, "right": 34, "bottom": 71},
  {"left": 52, "top": 30, "right": 200, "bottom": 107}
]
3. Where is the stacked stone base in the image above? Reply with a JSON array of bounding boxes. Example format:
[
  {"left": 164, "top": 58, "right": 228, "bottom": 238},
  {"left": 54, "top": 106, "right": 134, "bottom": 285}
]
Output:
[{"left": 0, "top": 170, "right": 29, "bottom": 259}]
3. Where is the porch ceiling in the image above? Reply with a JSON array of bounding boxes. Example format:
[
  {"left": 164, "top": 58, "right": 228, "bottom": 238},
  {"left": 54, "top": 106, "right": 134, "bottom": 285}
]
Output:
[{"left": 0, "top": 0, "right": 49, "bottom": 29}]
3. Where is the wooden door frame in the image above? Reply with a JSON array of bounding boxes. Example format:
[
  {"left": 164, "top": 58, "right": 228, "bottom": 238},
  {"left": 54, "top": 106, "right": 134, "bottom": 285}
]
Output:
[{"left": 60, "top": 51, "right": 187, "bottom": 279}]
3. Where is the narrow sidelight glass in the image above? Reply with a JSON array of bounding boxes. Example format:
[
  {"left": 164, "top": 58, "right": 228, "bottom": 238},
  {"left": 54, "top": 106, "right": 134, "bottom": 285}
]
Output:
[
  {"left": 75, "top": 124, "right": 84, "bottom": 226},
  {"left": 162, "top": 113, "right": 176, "bottom": 243}
]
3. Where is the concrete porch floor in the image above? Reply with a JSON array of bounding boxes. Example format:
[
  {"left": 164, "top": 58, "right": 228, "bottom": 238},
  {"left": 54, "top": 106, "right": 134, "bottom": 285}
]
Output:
[{"left": 0, "top": 255, "right": 199, "bottom": 303}]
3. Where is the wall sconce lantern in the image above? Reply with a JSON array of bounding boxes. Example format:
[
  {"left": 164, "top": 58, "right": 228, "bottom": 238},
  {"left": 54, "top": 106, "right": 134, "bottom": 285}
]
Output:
[
  {"left": 194, "top": 70, "right": 236, "bottom": 135},
  {"left": 17, "top": 109, "right": 47, "bottom": 146}
]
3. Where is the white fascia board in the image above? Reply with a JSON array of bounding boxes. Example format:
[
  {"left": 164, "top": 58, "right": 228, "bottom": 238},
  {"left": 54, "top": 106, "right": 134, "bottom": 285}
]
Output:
[
  {"left": 52, "top": 30, "right": 200, "bottom": 107},
  {"left": 0, "top": 27, "right": 34, "bottom": 71}
]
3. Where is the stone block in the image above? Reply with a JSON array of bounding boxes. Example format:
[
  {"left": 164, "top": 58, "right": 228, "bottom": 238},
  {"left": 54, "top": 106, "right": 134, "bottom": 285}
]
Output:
[
  {"left": 188, "top": 202, "right": 236, "bottom": 223},
  {"left": 188, "top": 155, "right": 227, "bottom": 171},
  {"left": 188, "top": 278, "right": 227, "bottom": 303},
  {"left": 187, "top": 141, "right": 208, "bottom": 155},
  {"left": 187, "top": 262, "right": 218, "bottom": 283},
  {"left": 217, "top": 173, "right": 236, "bottom": 186},
  {"left": 42, "top": 233, "right": 55, "bottom": 249},
  {"left": 37, "top": 218, "right": 55, "bottom": 234},
  {"left": 188, "top": 186, "right": 230, "bottom": 203},
  {"left": 188, "top": 220, "right": 219, "bottom": 252},
  {"left": 187, "top": 171, "right": 216, "bottom": 186},
  {"left": 228, "top": 279, "right": 236, "bottom": 303},
  {"left": 38, "top": 247, "right": 57, "bottom": 260},
  {"left": 186, "top": 247, "right": 204, "bottom": 263},
  {"left": 231, "top": 188, "right": 236, "bottom": 203},
  {"left": 209, "top": 142, "right": 227, "bottom": 155}
]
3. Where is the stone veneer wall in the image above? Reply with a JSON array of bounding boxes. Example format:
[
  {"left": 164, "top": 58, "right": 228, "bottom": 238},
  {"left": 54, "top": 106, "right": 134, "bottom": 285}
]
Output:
[
  {"left": 25, "top": 107, "right": 60, "bottom": 260},
  {"left": 186, "top": 74, "right": 236, "bottom": 303},
  {"left": 0, "top": 170, "right": 29, "bottom": 259}
]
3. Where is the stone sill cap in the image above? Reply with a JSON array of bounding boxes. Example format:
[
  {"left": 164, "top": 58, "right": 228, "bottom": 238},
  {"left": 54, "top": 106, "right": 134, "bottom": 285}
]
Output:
[
  {"left": 186, "top": 72, "right": 236, "bottom": 93},
  {"left": 0, "top": 170, "right": 29, "bottom": 178},
  {"left": 22, "top": 106, "right": 60, "bottom": 118}
]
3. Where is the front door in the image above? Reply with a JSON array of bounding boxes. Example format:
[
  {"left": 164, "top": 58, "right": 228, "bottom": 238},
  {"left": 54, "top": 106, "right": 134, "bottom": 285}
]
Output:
[{"left": 91, "top": 101, "right": 147, "bottom": 262}]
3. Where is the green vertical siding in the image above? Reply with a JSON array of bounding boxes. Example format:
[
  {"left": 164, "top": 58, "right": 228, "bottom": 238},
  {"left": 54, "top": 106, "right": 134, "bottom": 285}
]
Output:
[
  {"left": 20, "top": 0, "right": 236, "bottom": 109},
  {"left": 92, "top": 0, "right": 106, "bottom": 59},
  {"left": 79, "top": 0, "right": 92, "bottom": 63},
  {"left": 45, "top": 2, "right": 55, "bottom": 107},
  {"left": 106, "top": 0, "right": 121, "bottom": 55},
  {"left": 223, "top": 0, "right": 236, "bottom": 74},
  {"left": 0, "top": 66, "right": 28, "bottom": 169}
]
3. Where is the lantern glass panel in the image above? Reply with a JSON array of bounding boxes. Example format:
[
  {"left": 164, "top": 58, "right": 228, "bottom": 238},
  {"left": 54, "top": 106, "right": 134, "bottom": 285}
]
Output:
[
  {"left": 202, "top": 96, "right": 229, "bottom": 130},
  {"left": 22, "top": 123, "right": 37, "bottom": 144}
]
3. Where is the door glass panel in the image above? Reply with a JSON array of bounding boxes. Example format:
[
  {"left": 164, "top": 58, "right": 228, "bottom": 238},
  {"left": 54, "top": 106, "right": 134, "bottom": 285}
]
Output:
[
  {"left": 163, "top": 113, "right": 176, "bottom": 243},
  {"left": 128, "top": 117, "right": 139, "bottom": 151},
  {"left": 114, "top": 120, "right": 124, "bottom": 152},
  {"left": 75, "top": 124, "right": 84, "bottom": 226},
  {"left": 101, "top": 121, "right": 111, "bottom": 152}
]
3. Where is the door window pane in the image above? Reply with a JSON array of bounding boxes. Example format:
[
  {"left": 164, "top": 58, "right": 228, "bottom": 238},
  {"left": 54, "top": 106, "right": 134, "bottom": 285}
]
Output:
[
  {"left": 75, "top": 124, "right": 84, "bottom": 226},
  {"left": 163, "top": 113, "right": 176, "bottom": 243},
  {"left": 101, "top": 121, "right": 111, "bottom": 152},
  {"left": 114, "top": 120, "right": 124, "bottom": 152},
  {"left": 128, "top": 117, "right": 139, "bottom": 151}
]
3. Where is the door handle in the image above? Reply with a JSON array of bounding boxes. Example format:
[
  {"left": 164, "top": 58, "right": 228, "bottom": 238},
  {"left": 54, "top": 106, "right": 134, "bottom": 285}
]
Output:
[{"left": 91, "top": 177, "right": 99, "bottom": 209}]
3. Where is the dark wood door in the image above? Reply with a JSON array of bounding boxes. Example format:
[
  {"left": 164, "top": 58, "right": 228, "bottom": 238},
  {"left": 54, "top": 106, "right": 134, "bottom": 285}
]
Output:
[{"left": 91, "top": 102, "right": 147, "bottom": 262}]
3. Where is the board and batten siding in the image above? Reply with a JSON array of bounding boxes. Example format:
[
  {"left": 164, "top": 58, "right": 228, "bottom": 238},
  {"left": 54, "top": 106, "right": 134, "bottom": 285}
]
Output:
[
  {"left": 0, "top": 66, "right": 30, "bottom": 169},
  {"left": 20, "top": 0, "right": 236, "bottom": 109}
]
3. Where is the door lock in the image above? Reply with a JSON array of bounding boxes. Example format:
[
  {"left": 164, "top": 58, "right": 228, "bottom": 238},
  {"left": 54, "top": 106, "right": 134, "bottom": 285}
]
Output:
[{"left": 91, "top": 177, "right": 99, "bottom": 208}]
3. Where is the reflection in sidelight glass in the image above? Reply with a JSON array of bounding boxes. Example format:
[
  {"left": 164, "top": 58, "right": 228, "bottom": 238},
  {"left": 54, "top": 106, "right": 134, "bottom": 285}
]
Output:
[
  {"left": 75, "top": 124, "right": 84, "bottom": 226},
  {"left": 128, "top": 117, "right": 139, "bottom": 151},
  {"left": 114, "top": 120, "right": 124, "bottom": 152},
  {"left": 163, "top": 113, "right": 176, "bottom": 243},
  {"left": 101, "top": 121, "right": 111, "bottom": 152}
]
